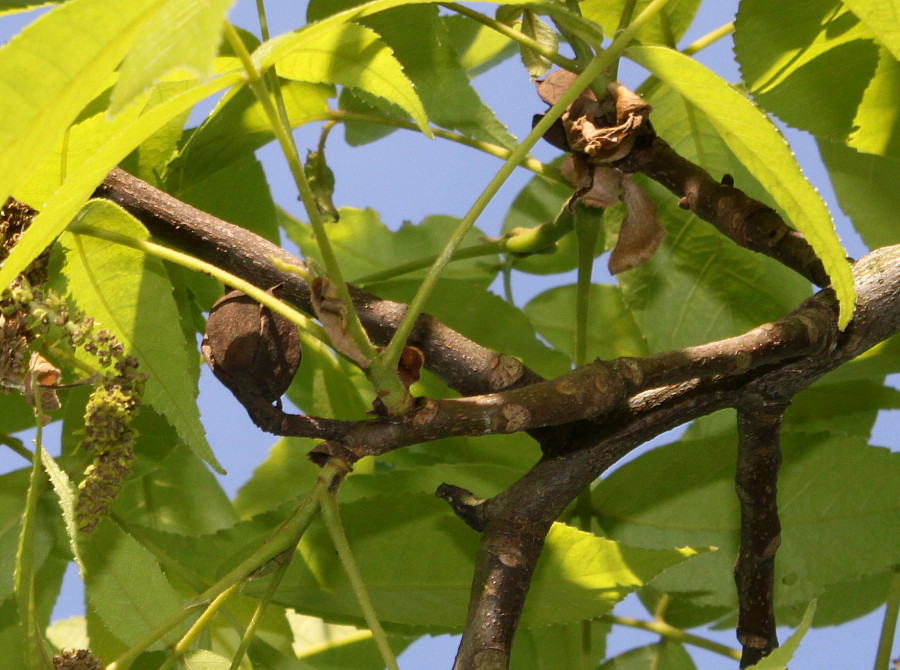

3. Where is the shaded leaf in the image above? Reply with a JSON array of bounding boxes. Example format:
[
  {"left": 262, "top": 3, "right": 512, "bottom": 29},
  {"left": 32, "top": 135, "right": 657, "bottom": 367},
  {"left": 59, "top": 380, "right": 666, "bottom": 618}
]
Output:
[
  {"left": 287, "top": 207, "right": 498, "bottom": 288},
  {"left": 60, "top": 200, "right": 221, "bottom": 472},
  {"left": 616, "top": 180, "right": 810, "bottom": 352},
  {"left": 819, "top": 141, "right": 900, "bottom": 250},
  {"left": 82, "top": 519, "right": 185, "bottom": 648},
  {"left": 734, "top": 0, "right": 879, "bottom": 141},
  {"left": 520, "top": 10, "right": 557, "bottom": 79},
  {"left": 593, "top": 434, "right": 900, "bottom": 614},
  {"left": 509, "top": 620, "right": 610, "bottom": 670},
  {"left": 258, "top": 493, "right": 706, "bottom": 631},
  {"left": 597, "top": 641, "right": 696, "bottom": 669},
  {"left": 627, "top": 45, "right": 855, "bottom": 327},
  {"left": 524, "top": 283, "right": 648, "bottom": 361},
  {"left": 443, "top": 14, "right": 517, "bottom": 75},
  {"left": 233, "top": 437, "right": 322, "bottom": 519},
  {"left": 177, "top": 80, "right": 334, "bottom": 185}
]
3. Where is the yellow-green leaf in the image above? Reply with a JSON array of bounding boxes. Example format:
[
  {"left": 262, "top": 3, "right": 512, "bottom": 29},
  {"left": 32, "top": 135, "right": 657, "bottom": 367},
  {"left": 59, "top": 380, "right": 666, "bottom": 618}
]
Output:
[
  {"left": 254, "top": 20, "right": 430, "bottom": 137},
  {"left": 627, "top": 45, "right": 855, "bottom": 328},
  {"left": 0, "top": 0, "right": 164, "bottom": 210},
  {"left": 60, "top": 199, "right": 222, "bottom": 472},
  {"left": 842, "top": 0, "right": 900, "bottom": 62},
  {"left": 110, "top": 0, "right": 237, "bottom": 112},
  {"left": 0, "top": 72, "right": 240, "bottom": 293}
]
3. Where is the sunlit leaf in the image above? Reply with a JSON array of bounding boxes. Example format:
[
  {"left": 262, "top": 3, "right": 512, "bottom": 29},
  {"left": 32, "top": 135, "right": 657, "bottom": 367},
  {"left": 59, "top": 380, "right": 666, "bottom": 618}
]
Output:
[
  {"left": 253, "top": 21, "right": 430, "bottom": 136},
  {"left": 627, "top": 45, "right": 855, "bottom": 327},
  {"left": 842, "top": 0, "right": 900, "bottom": 61},
  {"left": 0, "top": 0, "right": 162, "bottom": 210},
  {"left": 183, "top": 650, "right": 232, "bottom": 670},
  {"left": 309, "top": 1, "right": 516, "bottom": 148},
  {"left": 110, "top": 0, "right": 236, "bottom": 112},
  {"left": 579, "top": 0, "right": 702, "bottom": 46},
  {"left": 59, "top": 200, "right": 222, "bottom": 472},
  {"left": 443, "top": 14, "right": 516, "bottom": 75},
  {"left": 0, "top": 72, "right": 240, "bottom": 293}
]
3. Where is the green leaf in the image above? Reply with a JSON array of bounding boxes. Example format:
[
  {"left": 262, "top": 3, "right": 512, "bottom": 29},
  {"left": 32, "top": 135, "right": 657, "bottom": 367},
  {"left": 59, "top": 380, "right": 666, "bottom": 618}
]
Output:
[
  {"left": 627, "top": 45, "right": 855, "bottom": 327},
  {"left": 39, "top": 449, "right": 84, "bottom": 575},
  {"left": 848, "top": 46, "right": 900, "bottom": 157},
  {"left": 112, "top": 415, "right": 237, "bottom": 535},
  {"left": 286, "top": 207, "right": 498, "bottom": 287},
  {"left": 233, "top": 437, "right": 322, "bottom": 519},
  {"left": 259, "top": 493, "right": 706, "bottom": 631},
  {"left": 177, "top": 80, "right": 334, "bottom": 185},
  {"left": 734, "top": 0, "right": 879, "bottom": 141},
  {"left": 819, "top": 141, "right": 900, "bottom": 250},
  {"left": 443, "top": 14, "right": 517, "bottom": 75},
  {"left": 0, "top": 0, "right": 163, "bottom": 208},
  {"left": 597, "top": 641, "right": 696, "bottom": 670},
  {"left": 283, "top": 609, "right": 412, "bottom": 668},
  {"left": 519, "top": 9, "right": 557, "bottom": 79},
  {"left": 183, "top": 649, "right": 232, "bottom": 670},
  {"left": 46, "top": 616, "right": 89, "bottom": 651},
  {"left": 110, "top": 0, "right": 236, "bottom": 112},
  {"left": 287, "top": 330, "right": 372, "bottom": 421},
  {"left": 253, "top": 21, "right": 430, "bottom": 137},
  {"left": 310, "top": 1, "right": 516, "bottom": 149},
  {"left": 59, "top": 199, "right": 222, "bottom": 472},
  {"left": 617, "top": 180, "right": 810, "bottom": 352},
  {"left": 373, "top": 278, "right": 570, "bottom": 379},
  {"left": 842, "top": 0, "right": 900, "bottom": 61},
  {"left": 509, "top": 621, "right": 609, "bottom": 670},
  {"left": 524, "top": 284, "right": 648, "bottom": 361},
  {"left": 747, "top": 600, "right": 816, "bottom": 669},
  {"left": 171, "top": 152, "right": 280, "bottom": 244},
  {"left": 0, "top": 71, "right": 240, "bottom": 293},
  {"left": 579, "top": 0, "right": 702, "bottom": 46},
  {"left": 594, "top": 434, "right": 900, "bottom": 613},
  {"left": 82, "top": 519, "right": 185, "bottom": 648}
]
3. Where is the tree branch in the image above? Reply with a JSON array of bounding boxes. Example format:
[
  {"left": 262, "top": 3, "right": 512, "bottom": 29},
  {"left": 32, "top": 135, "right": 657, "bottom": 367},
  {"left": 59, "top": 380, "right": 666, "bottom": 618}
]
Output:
[{"left": 734, "top": 397, "right": 787, "bottom": 666}]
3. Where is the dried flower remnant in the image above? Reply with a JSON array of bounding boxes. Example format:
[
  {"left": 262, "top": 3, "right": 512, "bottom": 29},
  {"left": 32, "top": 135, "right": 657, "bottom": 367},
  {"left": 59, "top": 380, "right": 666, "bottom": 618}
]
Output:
[{"left": 536, "top": 71, "right": 665, "bottom": 274}]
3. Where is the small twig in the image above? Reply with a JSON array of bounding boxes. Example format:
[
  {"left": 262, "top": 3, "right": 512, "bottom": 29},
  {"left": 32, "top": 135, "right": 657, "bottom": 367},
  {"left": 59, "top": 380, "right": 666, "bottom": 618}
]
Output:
[
  {"left": 609, "top": 615, "right": 742, "bottom": 660},
  {"left": 734, "top": 397, "right": 789, "bottom": 667}
]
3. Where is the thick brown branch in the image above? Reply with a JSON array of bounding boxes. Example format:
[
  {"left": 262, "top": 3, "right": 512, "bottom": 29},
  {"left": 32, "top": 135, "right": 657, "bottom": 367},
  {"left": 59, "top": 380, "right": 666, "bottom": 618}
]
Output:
[
  {"left": 93, "top": 169, "right": 543, "bottom": 399},
  {"left": 612, "top": 134, "right": 830, "bottom": 287},
  {"left": 450, "top": 247, "right": 900, "bottom": 669},
  {"left": 734, "top": 397, "right": 787, "bottom": 667}
]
